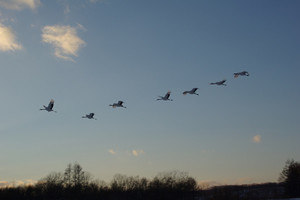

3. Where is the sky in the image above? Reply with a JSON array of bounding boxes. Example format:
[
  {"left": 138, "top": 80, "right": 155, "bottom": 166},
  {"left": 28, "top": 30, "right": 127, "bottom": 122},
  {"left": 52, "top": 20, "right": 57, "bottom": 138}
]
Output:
[{"left": 0, "top": 0, "right": 299, "bottom": 187}]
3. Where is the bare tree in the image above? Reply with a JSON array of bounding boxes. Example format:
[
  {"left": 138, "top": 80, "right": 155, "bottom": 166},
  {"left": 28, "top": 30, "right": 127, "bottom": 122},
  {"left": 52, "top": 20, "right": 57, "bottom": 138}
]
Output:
[
  {"left": 39, "top": 172, "right": 63, "bottom": 187},
  {"left": 72, "top": 162, "right": 91, "bottom": 187},
  {"left": 279, "top": 159, "right": 300, "bottom": 197},
  {"left": 63, "top": 163, "right": 72, "bottom": 187}
]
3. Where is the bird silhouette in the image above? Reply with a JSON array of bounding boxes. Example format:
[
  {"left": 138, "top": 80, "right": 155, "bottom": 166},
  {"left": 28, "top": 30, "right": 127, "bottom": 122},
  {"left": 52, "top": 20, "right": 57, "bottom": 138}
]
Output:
[
  {"left": 82, "top": 113, "right": 97, "bottom": 120},
  {"left": 40, "top": 99, "right": 57, "bottom": 112},
  {"left": 109, "top": 101, "right": 126, "bottom": 108},
  {"left": 210, "top": 79, "right": 227, "bottom": 86},
  {"left": 157, "top": 91, "right": 173, "bottom": 101},
  {"left": 234, "top": 71, "right": 250, "bottom": 78},
  {"left": 183, "top": 88, "right": 199, "bottom": 95}
]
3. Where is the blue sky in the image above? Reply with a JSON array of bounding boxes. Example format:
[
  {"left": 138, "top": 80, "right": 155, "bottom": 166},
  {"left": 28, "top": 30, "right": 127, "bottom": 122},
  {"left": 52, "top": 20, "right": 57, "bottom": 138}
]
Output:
[{"left": 0, "top": 0, "right": 299, "bottom": 186}]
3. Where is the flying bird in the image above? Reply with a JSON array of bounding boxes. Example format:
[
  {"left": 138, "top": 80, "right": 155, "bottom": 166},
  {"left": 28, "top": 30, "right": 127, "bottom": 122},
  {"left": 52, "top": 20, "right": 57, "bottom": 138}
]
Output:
[
  {"left": 82, "top": 113, "right": 97, "bottom": 120},
  {"left": 183, "top": 88, "right": 199, "bottom": 95},
  {"left": 109, "top": 101, "right": 126, "bottom": 108},
  {"left": 234, "top": 71, "right": 250, "bottom": 78},
  {"left": 157, "top": 91, "right": 173, "bottom": 101},
  {"left": 210, "top": 79, "right": 227, "bottom": 86},
  {"left": 40, "top": 99, "right": 56, "bottom": 112}
]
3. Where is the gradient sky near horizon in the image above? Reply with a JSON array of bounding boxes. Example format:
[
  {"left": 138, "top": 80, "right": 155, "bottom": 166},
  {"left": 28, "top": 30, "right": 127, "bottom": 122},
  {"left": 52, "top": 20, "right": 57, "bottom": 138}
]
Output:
[{"left": 0, "top": 0, "right": 299, "bottom": 186}]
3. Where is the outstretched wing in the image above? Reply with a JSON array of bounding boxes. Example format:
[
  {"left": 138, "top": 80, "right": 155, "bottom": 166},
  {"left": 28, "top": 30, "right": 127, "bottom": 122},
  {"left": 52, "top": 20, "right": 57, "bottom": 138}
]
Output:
[
  {"left": 219, "top": 80, "right": 226, "bottom": 84},
  {"left": 242, "top": 71, "right": 249, "bottom": 76},
  {"left": 165, "top": 91, "right": 171, "bottom": 99},
  {"left": 191, "top": 88, "right": 198, "bottom": 93},
  {"left": 118, "top": 101, "right": 124, "bottom": 105},
  {"left": 48, "top": 99, "right": 54, "bottom": 109}
]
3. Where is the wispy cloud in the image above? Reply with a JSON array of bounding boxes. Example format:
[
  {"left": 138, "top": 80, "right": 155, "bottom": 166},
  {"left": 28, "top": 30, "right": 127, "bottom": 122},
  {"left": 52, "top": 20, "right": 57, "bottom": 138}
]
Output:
[
  {"left": 108, "top": 149, "right": 117, "bottom": 155},
  {"left": 0, "top": 179, "right": 37, "bottom": 188},
  {"left": 109, "top": 149, "right": 145, "bottom": 157},
  {"left": 64, "top": 4, "right": 70, "bottom": 15},
  {"left": 252, "top": 135, "right": 261, "bottom": 143},
  {"left": 0, "top": 23, "right": 23, "bottom": 51},
  {"left": 42, "top": 25, "right": 86, "bottom": 61},
  {"left": 132, "top": 149, "right": 145, "bottom": 157},
  {"left": 77, "top": 23, "right": 87, "bottom": 32},
  {"left": 89, "top": 0, "right": 107, "bottom": 3},
  {"left": 0, "top": 0, "right": 40, "bottom": 10}
]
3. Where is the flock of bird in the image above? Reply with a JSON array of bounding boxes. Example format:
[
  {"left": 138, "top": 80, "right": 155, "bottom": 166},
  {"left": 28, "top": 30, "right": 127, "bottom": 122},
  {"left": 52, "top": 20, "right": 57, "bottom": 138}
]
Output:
[{"left": 39, "top": 71, "right": 250, "bottom": 120}]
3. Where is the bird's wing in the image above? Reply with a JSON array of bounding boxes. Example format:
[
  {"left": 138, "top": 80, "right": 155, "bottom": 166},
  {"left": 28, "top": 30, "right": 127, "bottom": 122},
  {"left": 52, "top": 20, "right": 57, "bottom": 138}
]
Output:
[
  {"left": 244, "top": 71, "right": 249, "bottom": 76},
  {"left": 48, "top": 99, "right": 54, "bottom": 109},
  {"left": 165, "top": 91, "right": 171, "bottom": 98},
  {"left": 192, "top": 88, "right": 198, "bottom": 92},
  {"left": 118, "top": 101, "right": 123, "bottom": 105}
]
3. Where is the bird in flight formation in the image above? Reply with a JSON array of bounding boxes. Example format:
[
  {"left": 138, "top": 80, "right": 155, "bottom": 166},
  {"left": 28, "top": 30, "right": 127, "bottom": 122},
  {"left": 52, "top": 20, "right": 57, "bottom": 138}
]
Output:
[
  {"left": 40, "top": 70, "right": 249, "bottom": 116},
  {"left": 210, "top": 79, "right": 227, "bottom": 86},
  {"left": 234, "top": 71, "right": 250, "bottom": 78},
  {"left": 109, "top": 101, "right": 126, "bottom": 108},
  {"left": 157, "top": 91, "right": 173, "bottom": 101},
  {"left": 183, "top": 88, "right": 199, "bottom": 95},
  {"left": 40, "top": 99, "right": 56, "bottom": 112},
  {"left": 82, "top": 113, "right": 97, "bottom": 120}
]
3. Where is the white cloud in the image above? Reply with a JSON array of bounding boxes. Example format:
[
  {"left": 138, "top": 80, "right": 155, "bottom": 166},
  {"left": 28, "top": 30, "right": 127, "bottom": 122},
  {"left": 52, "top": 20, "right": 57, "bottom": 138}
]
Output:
[
  {"left": 252, "top": 135, "right": 261, "bottom": 143},
  {"left": 42, "top": 25, "right": 86, "bottom": 61},
  {"left": 108, "top": 149, "right": 117, "bottom": 155},
  {"left": 132, "top": 149, "right": 145, "bottom": 157},
  {"left": 0, "top": 0, "right": 40, "bottom": 10},
  {"left": 0, "top": 179, "right": 37, "bottom": 188},
  {"left": 0, "top": 23, "right": 22, "bottom": 51}
]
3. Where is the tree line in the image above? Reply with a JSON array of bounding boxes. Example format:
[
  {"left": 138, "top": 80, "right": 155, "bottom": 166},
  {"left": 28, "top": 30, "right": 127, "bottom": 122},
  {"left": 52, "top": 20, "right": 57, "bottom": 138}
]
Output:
[{"left": 0, "top": 159, "right": 299, "bottom": 200}]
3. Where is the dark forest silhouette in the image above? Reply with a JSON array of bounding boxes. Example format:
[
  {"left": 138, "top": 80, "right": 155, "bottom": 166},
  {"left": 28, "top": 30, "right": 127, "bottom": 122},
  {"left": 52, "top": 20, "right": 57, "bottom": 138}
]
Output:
[{"left": 0, "top": 160, "right": 299, "bottom": 200}]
